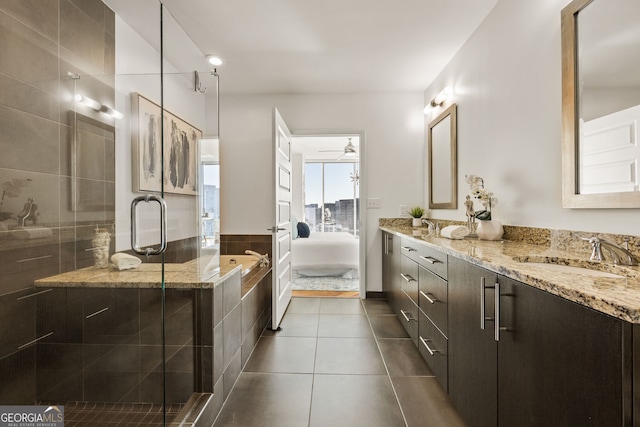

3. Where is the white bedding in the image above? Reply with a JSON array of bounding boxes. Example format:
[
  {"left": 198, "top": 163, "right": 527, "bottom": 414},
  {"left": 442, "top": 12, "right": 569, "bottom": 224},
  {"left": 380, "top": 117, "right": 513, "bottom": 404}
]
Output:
[{"left": 291, "top": 232, "right": 359, "bottom": 278}]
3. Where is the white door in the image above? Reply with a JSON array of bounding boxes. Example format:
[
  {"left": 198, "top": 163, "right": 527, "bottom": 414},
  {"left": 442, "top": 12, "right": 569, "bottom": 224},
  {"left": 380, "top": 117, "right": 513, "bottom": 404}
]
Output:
[{"left": 271, "top": 108, "right": 293, "bottom": 330}]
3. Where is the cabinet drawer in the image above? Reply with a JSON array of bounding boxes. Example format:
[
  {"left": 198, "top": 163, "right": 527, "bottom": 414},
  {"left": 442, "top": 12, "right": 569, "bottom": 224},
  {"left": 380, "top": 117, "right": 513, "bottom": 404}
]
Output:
[
  {"left": 399, "top": 255, "right": 419, "bottom": 305},
  {"left": 397, "top": 290, "right": 419, "bottom": 346},
  {"left": 0, "top": 245, "right": 60, "bottom": 295},
  {"left": 419, "top": 266, "right": 448, "bottom": 337},
  {"left": 419, "top": 311, "right": 448, "bottom": 392},
  {"left": 400, "top": 239, "right": 447, "bottom": 279}
]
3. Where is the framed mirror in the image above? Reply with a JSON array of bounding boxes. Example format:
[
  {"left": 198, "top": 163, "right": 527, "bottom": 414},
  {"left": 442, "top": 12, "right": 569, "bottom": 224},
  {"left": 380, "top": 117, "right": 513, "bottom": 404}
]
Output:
[
  {"left": 561, "top": 0, "right": 640, "bottom": 208},
  {"left": 428, "top": 103, "right": 457, "bottom": 209}
]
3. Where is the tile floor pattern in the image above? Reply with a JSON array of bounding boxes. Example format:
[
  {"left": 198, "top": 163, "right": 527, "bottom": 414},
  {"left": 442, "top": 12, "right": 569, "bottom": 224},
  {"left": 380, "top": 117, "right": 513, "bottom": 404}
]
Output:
[{"left": 213, "top": 297, "right": 466, "bottom": 427}]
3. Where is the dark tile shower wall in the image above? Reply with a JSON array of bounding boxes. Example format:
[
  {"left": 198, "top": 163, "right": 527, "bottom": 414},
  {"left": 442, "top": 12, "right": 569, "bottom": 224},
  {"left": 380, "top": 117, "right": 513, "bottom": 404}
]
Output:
[{"left": 0, "top": 0, "right": 117, "bottom": 405}]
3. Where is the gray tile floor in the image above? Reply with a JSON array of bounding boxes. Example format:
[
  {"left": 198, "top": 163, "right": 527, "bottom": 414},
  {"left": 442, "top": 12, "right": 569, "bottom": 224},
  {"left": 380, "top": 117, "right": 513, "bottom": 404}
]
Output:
[{"left": 212, "top": 297, "right": 466, "bottom": 427}]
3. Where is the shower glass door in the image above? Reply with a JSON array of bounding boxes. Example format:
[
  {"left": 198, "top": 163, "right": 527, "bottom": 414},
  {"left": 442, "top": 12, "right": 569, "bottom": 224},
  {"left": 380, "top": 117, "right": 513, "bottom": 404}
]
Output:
[{"left": 0, "top": 0, "right": 213, "bottom": 425}]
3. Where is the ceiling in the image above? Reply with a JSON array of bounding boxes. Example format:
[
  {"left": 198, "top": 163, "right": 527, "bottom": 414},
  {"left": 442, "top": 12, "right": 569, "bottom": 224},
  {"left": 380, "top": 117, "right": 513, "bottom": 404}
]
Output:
[{"left": 106, "top": 0, "right": 499, "bottom": 94}]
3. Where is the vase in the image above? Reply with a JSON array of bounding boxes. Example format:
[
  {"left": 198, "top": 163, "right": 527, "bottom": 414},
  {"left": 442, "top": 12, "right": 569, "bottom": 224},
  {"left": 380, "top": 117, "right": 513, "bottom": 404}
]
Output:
[
  {"left": 412, "top": 218, "right": 422, "bottom": 227},
  {"left": 92, "top": 228, "right": 111, "bottom": 268},
  {"left": 476, "top": 220, "right": 503, "bottom": 241}
]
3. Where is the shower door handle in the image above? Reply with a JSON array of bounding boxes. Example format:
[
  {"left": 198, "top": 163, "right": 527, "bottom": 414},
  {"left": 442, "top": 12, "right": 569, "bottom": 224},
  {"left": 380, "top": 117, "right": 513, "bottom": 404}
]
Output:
[{"left": 131, "top": 194, "right": 167, "bottom": 257}]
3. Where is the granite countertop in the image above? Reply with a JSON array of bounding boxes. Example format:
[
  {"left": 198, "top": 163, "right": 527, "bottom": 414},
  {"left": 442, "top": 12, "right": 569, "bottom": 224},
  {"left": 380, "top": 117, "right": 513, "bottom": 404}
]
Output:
[
  {"left": 381, "top": 224, "right": 640, "bottom": 324},
  {"left": 35, "top": 260, "right": 244, "bottom": 290}
]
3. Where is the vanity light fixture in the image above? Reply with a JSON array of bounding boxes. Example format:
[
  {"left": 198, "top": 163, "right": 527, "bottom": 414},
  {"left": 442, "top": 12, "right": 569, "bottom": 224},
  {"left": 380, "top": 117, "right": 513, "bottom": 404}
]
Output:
[
  {"left": 99, "top": 105, "right": 123, "bottom": 119},
  {"left": 206, "top": 55, "right": 223, "bottom": 66},
  {"left": 74, "top": 94, "right": 122, "bottom": 119},
  {"left": 424, "top": 86, "right": 454, "bottom": 114},
  {"left": 74, "top": 94, "right": 101, "bottom": 111},
  {"left": 430, "top": 86, "right": 453, "bottom": 107}
]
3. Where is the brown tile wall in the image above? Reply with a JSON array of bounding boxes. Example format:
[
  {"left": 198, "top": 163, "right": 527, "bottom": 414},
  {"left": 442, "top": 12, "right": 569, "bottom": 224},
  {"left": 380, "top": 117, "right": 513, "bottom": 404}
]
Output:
[{"left": 220, "top": 234, "right": 272, "bottom": 258}]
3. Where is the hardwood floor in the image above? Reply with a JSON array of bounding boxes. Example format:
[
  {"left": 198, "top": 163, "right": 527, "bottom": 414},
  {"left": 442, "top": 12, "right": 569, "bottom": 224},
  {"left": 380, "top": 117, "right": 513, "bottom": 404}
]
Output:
[{"left": 292, "top": 290, "right": 359, "bottom": 298}]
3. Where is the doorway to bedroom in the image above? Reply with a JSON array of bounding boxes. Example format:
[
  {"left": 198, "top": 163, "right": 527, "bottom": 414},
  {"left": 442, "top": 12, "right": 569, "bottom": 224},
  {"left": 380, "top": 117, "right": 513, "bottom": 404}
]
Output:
[{"left": 290, "top": 135, "right": 362, "bottom": 297}]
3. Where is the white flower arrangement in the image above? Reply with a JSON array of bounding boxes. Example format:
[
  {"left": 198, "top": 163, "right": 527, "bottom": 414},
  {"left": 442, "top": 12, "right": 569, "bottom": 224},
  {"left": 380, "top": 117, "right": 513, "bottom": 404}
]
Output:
[{"left": 465, "top": 174, "right": 498, "bottom": 220}]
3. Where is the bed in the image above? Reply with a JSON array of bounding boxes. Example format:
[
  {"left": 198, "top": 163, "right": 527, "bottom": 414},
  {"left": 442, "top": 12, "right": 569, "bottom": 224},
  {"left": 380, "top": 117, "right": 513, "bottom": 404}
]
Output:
[{"left": 291, "top": 232, "right": 359, "bottom": 278}]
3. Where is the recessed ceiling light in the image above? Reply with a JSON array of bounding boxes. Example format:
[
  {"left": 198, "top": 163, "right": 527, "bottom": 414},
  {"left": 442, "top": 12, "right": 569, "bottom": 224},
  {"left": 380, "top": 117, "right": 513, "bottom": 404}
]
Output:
[{"left": 206, "top": 55, "right": 223, "bottom": 66}]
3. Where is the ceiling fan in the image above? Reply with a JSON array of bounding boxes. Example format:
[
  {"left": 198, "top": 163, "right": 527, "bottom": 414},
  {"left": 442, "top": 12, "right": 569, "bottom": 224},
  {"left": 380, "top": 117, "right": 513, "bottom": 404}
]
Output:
[{"left": 319, "top": 138, "right": 358, "bottom": 159}]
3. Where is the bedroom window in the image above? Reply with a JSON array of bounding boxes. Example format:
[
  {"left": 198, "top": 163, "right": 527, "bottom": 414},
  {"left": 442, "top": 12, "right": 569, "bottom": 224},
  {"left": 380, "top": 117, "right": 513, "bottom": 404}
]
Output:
[{"left": 304, "top": 162, "right": 359, "bottom": 236}]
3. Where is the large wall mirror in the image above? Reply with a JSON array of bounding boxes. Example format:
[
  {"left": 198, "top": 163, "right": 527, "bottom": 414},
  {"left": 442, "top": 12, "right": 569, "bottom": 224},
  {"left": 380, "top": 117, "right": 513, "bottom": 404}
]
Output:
[
  {"left": 561, "top": 0, "right": 640, "bottom": 208},
  {"left": 428, "top": 103, "right": 457, "bottom": 209}
]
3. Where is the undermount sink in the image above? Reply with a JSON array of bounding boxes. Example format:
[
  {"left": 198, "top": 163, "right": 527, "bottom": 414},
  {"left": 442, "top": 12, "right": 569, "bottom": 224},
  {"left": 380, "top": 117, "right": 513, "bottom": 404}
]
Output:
[{"left": 522, "top": 262, "right": 625, "bottom": 279}]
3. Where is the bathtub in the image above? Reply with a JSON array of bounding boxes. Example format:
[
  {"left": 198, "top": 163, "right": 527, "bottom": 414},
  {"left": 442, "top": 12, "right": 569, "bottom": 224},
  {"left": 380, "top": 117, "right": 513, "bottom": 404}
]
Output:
[{"left": 220, "top": 254, "right": 261, "bottom": 277}]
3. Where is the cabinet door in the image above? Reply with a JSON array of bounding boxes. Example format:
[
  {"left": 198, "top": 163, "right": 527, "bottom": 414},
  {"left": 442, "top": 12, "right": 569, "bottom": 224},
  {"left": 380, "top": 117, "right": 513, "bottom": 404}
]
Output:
[
  {"left": 448, "top": 257, "right": 498, "bottom": 427},
  {"left": 382, "top": 232, "right": 393, "bottom": 297},
  {"left": 497, "top": 275, "right": 630, "bottom": 426},
  {"left": 382, "top": 232, "right": 402, "bottom": 313}
]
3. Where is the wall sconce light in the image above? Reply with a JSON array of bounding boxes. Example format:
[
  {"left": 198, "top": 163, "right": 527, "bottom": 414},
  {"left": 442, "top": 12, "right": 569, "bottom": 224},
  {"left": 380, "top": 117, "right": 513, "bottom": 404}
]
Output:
[
  {"left": 74, "top": 94, "right": 101, "bottom": 111},
  {"left": 424, "top": 86, "right": 453, "bottom": 114},
  {"left": 74, "top": 94, "right": 122, "bottom": 119},
  {"left": 99, "top": 105, "right": 124, "bottom": 119}
]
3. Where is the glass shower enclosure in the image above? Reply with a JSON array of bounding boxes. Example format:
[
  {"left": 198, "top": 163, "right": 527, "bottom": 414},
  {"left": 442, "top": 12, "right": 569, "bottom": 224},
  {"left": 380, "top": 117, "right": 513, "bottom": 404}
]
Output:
[{"left": 0, "top": 1, "right": 219, "bottom": 425}]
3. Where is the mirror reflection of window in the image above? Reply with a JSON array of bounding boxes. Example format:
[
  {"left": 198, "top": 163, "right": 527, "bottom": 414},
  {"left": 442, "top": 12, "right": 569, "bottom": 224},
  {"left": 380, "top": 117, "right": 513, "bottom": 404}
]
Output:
[
  {"left": 575, "top": 0, "right": 640, "bottom": 196},
  {"left": 202, "top": 163, "right": 220, "bottom": 246}
]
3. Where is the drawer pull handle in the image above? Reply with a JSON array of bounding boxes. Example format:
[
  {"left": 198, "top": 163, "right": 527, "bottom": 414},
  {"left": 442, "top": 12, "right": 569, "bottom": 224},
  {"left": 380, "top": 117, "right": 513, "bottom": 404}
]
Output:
[
  {"left": 16, "top": 255, "right": 53, "bottom": 263},
  {"left": 18, "top": 332, "right": 53, "bottom": 350},
  {"left": 419, "top": 255, "right": 440, "bottom": 264},
  {"left": 86, "top": 307, "right": 109, "bottom": 319},
  {"left": 400, "top": 273, "right": 416, "bottom": 282},
  {"left": 400, "top": 310, "right": 416, "bottom": 322},
  {"left": 401, "top": 246, "right": 416, "bottom": 252},
  {"left": 420, "top": 336, "right": 440, "bottom": 356},
  {"left": 420, "top": 290, "right": 437, "bottom": 304},
  {"left": 481, "top": 277, "right": 496, "bottom": 330},
  {"left": 17, "top": 288, "right": 53, "bottom": 301}
]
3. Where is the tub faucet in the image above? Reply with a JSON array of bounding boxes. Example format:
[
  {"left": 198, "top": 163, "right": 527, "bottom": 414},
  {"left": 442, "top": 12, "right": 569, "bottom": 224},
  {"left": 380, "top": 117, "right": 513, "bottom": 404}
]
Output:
[
  {"left": 245, "top": 250, "right": 270, "bottom": 267},
  {"left": 582, "top": 237, "right": 638, "bottom": 266}
]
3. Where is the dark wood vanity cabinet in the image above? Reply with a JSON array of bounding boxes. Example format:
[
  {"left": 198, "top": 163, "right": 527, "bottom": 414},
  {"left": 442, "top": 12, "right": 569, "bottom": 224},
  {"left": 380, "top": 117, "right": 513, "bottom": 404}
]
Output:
[
  {"left": 448, "top": 257, "right": 631, "bottom": 427},
  {"left": 447, "top": 257, "right": 498, "bottom": 426},
  {"left": 382, "top": 232, "right": 401, "bottom": 310}
]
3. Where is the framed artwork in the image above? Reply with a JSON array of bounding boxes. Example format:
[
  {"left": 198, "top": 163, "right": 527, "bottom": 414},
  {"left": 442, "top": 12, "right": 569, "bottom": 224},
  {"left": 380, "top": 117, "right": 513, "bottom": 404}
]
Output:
[{"left": 131, "top": 92, "right": 201, "bottom": 195}]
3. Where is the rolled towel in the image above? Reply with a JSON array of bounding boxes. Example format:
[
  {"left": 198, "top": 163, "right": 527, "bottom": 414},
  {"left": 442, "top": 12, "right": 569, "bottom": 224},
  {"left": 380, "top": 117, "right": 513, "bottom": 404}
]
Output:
[
  {"left": 111, "top": 253, "right": 142, "bottom": 271},
  {"left": 11, "top": 227, "right": 53, "bottom": 239},
  {"left": 440, "top": 225, "right": 469, "bottom": 240}
]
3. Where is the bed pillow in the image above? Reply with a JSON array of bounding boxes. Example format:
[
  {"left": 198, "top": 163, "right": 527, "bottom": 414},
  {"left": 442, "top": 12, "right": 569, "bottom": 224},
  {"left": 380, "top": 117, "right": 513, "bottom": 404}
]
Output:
[
  {"left": 297, "top": 221, "right": 310, "bottom": 238},
  {"left": 292, "top": 215, "right": 299, "bottom": 239}
]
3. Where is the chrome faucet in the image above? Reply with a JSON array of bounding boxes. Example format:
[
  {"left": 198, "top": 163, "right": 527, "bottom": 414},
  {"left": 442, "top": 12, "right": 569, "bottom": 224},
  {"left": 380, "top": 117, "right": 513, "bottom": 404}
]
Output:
[
  {"left": 582, "top": 237, "right": 638, "bottom": 266},
  {"left": 421, "top": 219, "right": 435, "bottom": 234}
]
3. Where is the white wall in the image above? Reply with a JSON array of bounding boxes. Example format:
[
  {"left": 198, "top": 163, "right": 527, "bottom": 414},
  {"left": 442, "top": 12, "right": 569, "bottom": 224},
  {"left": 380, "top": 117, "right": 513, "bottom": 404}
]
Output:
[
  {"left": 217, "top": 93, "right": 424, "bottom": 291},
  {"left": 424, "top": 0, "right": 640, "bottom": 237}
]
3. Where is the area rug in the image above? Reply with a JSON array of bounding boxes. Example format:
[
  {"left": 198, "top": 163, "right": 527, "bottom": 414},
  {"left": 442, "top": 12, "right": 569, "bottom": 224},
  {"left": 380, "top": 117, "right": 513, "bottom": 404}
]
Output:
[{"left": 291, "top": 275, "right": 359, "bottom": 291}]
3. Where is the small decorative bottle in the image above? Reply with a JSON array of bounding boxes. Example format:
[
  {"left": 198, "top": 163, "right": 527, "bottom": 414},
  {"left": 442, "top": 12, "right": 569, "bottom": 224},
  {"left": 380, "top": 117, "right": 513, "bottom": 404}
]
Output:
[{"left": 92, "top": 226, "right": 111, "bottom": 268}]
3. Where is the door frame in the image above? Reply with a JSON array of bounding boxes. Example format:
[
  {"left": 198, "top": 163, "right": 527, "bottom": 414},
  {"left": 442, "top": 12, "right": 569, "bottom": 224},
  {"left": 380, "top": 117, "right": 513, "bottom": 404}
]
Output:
[{"left": 290, "top": 130, "right": 367, "bottom": 298}]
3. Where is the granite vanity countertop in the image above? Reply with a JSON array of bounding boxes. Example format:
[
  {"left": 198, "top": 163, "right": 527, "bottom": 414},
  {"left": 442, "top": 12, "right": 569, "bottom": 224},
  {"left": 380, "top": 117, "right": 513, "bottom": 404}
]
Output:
[
  {"left": 381, "top": 225, "right": 640, "bottom": 324},
  {"left": 34, "top": 261, "right": 243, "bottom": 290}
]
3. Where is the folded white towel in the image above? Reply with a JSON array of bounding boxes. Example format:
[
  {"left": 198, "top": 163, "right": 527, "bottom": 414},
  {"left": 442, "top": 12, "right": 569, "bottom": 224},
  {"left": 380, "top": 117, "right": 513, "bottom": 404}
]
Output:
[
  {"left": 12, "top": 227, "right": 53, "bottom": 239},
  {"left": 440, "top": 225, "right": 469, "bottom": 240},
  {"left": 111, "top": 253, "right": 142, "bottom": 270}
]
